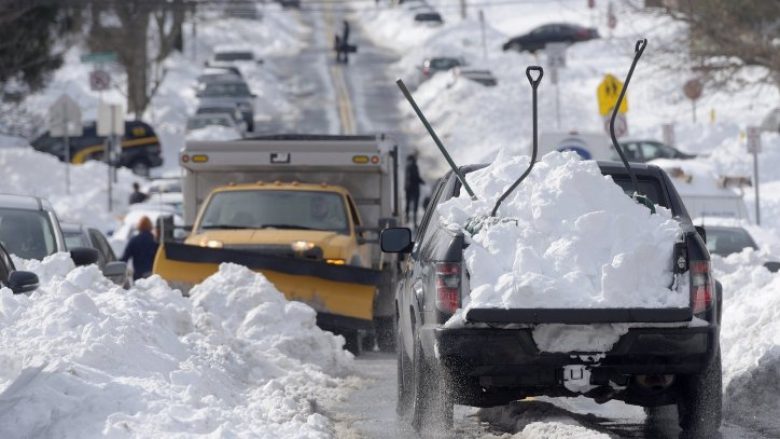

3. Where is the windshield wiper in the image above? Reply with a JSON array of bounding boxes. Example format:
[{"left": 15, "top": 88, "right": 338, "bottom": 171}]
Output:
[
  {"left": 200, "top": 224, "right": 253, "bottom": 230},
  {"left": 259, "top": 224, "right": 315, "bottom": 230}
]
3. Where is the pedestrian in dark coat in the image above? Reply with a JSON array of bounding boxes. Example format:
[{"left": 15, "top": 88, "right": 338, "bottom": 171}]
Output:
[
  {"left": 129, "top": 182, "right": 148, "bottom": 205},
  {"left": 341, "top": 20, "right": 351, "bottom": 64},
  {"left": 405, "top": 155, "right": 424, "bottom": 226},
  {"left": 121, "top": 216, "right": 158, "bottom": 281}
]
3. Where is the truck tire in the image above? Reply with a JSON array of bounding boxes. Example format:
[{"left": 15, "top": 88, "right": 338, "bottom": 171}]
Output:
[
  {"left": 396, "top": 326, "right": 413, "bottom": 417},
  {"left": 677, "top": 346, "right": 722, "bottom": 438},
  {"left": 411, "top": 340, "right": 453, "bottom": 433},
  {"left": 376, "top": 316, "right": 396, "bottom": 352},
  {"left": 344, "top": 330, "right": 363, "bottom": 356}
]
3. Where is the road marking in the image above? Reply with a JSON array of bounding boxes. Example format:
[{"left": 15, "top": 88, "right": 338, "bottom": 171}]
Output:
[{"left": 323, "top": 4, "right": 357, "bottom": 135}]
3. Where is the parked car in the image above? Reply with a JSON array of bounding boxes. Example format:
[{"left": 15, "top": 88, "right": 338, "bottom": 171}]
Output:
[
  {"left": 620, "top": 139, "right": 696, "bottom": 162},
  {"left": 143, "top": 177, "right": 181, "bottom": 195},
  {"left": 503, "top": 23, "right": 599, "bottom": 53},
  {"left": 0, "top": 241, "right": 40, "bottom": 295},
  {"left": 421, "top": 57, "right": 465, "bottom": 79},
  {"left": 381, "top": 161, "right": 721, "bottom": 437},
  {"left": 31, "top": 120, "right": 163, "bottom": 176},
  {"left": 207, "top": 45, "right": 263, "bottom": 70},
  {"left": 455, "top": 68, "right": 498, "bottom": 87},
  {"left": 61, "top": 223, "right": 129, "bottom": 286},
  {"left": 196, "top": 79, "right": 256, "bottom": 132},
  {"left": 195, "top": 105, "right": 248, "bottom": 133},
  {"left": 414, "top": 12, "right": 443, "bottom": 25},
  {"left": 197, "top": 66, "right": 243, "bottom": 84},
  {"left": 0, "top": 194, "right": 98, "bottom": 266}
]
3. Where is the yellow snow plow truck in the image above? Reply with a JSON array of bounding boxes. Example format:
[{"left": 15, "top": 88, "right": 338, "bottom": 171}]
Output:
[{"left": 153, "top": 135, "right": 401, "bottom": 354}]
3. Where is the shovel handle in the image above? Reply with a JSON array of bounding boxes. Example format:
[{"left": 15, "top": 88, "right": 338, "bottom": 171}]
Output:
[{"left": 526, "top": 66, "right": 543, "bottom": 88}]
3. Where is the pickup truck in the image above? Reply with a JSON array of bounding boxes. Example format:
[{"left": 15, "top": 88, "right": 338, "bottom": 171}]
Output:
[{"left": 381, "top": 161, "right": 722, "bottom": 438}]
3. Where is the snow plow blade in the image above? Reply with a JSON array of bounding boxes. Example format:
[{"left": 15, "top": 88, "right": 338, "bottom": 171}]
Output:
[
  {"left": 154, "top": 242, "right": 381, "bottom": 328},
  {"left": 464, "top": 307, "right": 693, "bottom": 324}
]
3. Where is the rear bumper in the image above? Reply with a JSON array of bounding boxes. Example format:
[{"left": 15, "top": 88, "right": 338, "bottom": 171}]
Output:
[
  {"left": 424, "top": 326, "right": 716, "bottom": 375},
  {"left": 420, "top": 325, "right": 717, "bottom": 406}
]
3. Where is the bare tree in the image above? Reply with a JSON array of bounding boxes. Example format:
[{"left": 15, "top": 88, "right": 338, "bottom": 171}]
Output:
[{"left": 656, "top": 0, "right": 780, "bottom": 91}]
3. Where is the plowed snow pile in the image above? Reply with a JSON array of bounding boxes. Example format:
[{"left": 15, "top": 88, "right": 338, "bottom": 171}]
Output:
[
  {"left": 714, "top": 250, "right": 780, "bottom": 435},
  {"left": 0, "top": 257, "right": 351, "bottom": 438}
]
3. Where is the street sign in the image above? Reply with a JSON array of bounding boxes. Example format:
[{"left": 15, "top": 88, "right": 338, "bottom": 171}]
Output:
[
  {"left": 603, "top": 113, "right": 628, "bottom": 138},
  {"left": 547, "top": 43, "right": 567, "bottom": 69},
  {"left": 97, "top": 101, "right": 125, "bottom": 136},
  {"left": 683, "top": 78, "right": 703, "bottom": 101},
  {"left": 48, "top": 95, "right": 83, "bottom": 137},
  {"left": 80, "top": 51, "right": 118, "bottom": 64},
  {"left": 662, "top": 123, "right": 676, "bottom": 147},
  {"left": 90, "top": 70, "right": 111, "bottom": 91},
  {"left": 747, "top": 126, "right": 762, "bottom": 154},
  {"left": 597, "top": 74, "right": 628, "bottom": 116}
]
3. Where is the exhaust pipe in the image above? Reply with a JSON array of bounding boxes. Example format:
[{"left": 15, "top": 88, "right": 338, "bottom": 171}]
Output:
[{"left": 635, "top": 374, "right": 674, "bottom": 392}]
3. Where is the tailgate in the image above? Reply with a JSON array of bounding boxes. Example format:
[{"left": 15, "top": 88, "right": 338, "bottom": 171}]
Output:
[{"left": 464, "top": 307, "right": 692, "bottom": 324}]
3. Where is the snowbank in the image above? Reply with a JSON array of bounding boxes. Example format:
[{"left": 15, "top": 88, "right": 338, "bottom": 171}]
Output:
[
  {"left": 440, "top": 151, "right": 683, "bottom": 317},
  {"left": 0, "top": 147, "right": 140, "bottom": 231},
  {"left": 713, "top": 251, "right": 780, "bottom": 435},
  {"left": 186, "top": 125, "right": 242, "bottom": 141},
  {"left": 0, "top": 257, "right": 351, "bottom": 438}
]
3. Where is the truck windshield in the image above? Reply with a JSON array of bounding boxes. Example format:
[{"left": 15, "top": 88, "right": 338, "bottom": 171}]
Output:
[
  {"left": 199, "top": 190, "right": 349, "bottom": 234},
  {"left": 0, "top": 209, "right": 58, "bottom": 260}
]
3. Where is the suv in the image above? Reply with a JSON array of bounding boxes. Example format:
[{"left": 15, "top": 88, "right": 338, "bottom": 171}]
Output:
[
  {"left": 0, "top": 194, "right": 99, "bottom": 267},
  {"left": 31, "top": 120, "right": 163, "bottom": 176},
  {"left": 381, "top": 162, "right": 721, "bottom": 437}
]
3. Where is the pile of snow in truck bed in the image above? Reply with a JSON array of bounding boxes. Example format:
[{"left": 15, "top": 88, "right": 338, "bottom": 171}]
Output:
[
  {"left": 0, "top": 257, "right": 351, "bottom": 438},
  {"left": 440, "top": 151, "right": 684, "bottom": 313}
]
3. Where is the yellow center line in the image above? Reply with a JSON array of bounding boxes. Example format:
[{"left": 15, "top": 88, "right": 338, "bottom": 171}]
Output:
[{"left": 323, "top": 4, "right": 356, "bottom": 135}]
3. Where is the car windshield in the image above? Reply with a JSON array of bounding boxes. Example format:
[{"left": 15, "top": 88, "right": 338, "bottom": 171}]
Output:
[
  {"left": 0, "top": 208, "right": 58, "bottom": 260},
  {"left": 187, "top": 116, "right": 232, "bottom": 130},
  {"left": 214, "top": 52, "right": 253, "bottom": 61},
  {"left": 706, "top": 227, "right": 757, "bottom": 256},
  {"left": 607, "top": 176, "right": 670, "bottom": 209},
  {"left": 200, "top": 82, "right": 251, "bottom": 97},
  {"left": 63, "top": 231, "right": 90, "bottom": 249},
  {"left": 199, "top": 190, "right": 349, "bottom": 234}
]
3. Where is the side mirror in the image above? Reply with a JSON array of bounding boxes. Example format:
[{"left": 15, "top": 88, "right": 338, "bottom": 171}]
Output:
[
  {"left": 380, "top": 227, "right": 413, "bottom": 253},
  {"left": 695, "top": 225, "right": 707, "bottom": 243},
  {"left": 8, "top": 270, "right": 39, "bottom": 294},
  {"left": 70, "top": 247, "right": 99, "bottom": 267}
]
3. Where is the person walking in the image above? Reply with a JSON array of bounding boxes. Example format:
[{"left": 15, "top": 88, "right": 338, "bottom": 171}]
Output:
[
  {"left": 404, "top": 154, "right": 424, "bottom": 226},
  {"left": 341, "top": 20, "right": 351, "bottom": 64},
  {"left": 129, "top": 182, "right": 148, "bottom": 205},
  {"left": 121, "top": 216, "right": 159, "bottom": 281}
]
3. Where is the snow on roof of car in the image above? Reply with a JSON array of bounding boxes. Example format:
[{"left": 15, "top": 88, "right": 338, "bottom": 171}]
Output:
[{"left": 650, "top": 158, "right": 748, "bottom": 198}]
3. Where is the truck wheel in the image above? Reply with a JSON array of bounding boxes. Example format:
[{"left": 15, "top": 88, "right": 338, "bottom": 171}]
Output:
[
  {"left": 344, "top": 331, "right": 363, "bottom": 356},
  {"left": 396, "top": 326, "right": 413, "bottom": 417},
  {"left": 376, "top": 316, "right": 396, "bottom": 352},
  {"left": 411, "top": 340, "right": 453, "bottom": 433},
  {"left": 677, "top": 346, "right": 722, "bottom": 438}
]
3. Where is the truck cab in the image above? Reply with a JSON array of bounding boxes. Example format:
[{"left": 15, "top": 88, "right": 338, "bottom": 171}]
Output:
[{"left": 187, "top": 182, "right": 372, "bottom": 269}]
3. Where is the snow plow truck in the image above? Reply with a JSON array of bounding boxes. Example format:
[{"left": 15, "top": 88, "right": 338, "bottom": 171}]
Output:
[{"left": 153, "top": 135, "right": 402, "bottom": 354}]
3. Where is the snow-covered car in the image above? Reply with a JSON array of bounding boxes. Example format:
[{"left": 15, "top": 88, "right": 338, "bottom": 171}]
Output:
[
  {"left": 420, "top": 56, "right": 465, "bottom": 80},
  {"left": 651, "top": 159, "right": 751, "bottom": 221},
  {"left": 0, "top": 194, "right": 97, "bottom": 267},
  {"left": 61, "top": 222, "right": 129, "bottom": 286},
  {"left": 143, "top": 177, "right": 181, "bottom": 195},
  {"left": 694, "top": 217, "right": 780, "bottom": 272},
  {"left": 195, "top": 105, "right": 248, "bottom": 134},
  {"left": 381, "top": 161, "right": 722, "bottom": 437},
  {"left": 195, "top": 79, "right": 256, "bottom": 132}
]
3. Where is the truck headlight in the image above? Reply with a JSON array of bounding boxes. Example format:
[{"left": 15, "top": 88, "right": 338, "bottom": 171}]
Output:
[
  {"left": 291, "top": 241, "right": 315, "bottom": 252},
  {"left": 205, "top": 240, "right": 223, "bottom": 248},
  {"left": 325, "top": 259, "right": 346, "bottom": 265}
]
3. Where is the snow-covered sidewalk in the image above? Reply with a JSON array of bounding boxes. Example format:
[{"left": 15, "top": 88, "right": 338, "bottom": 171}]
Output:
[{"left": 0, "top": 256, "right": 352, "bottom": 438}]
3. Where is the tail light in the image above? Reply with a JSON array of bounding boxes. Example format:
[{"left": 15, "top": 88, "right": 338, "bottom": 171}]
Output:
[
  {"left": 690, "top": 260, "right": 713, "bottom": 314},
  {"left": 423, "top": 67, "right": 430, "bottom": 76},
  {"left": 435, "top": 262, "right": 461, "bottom": 313}
]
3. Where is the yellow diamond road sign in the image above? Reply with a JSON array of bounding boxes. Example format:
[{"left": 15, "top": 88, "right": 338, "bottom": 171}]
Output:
[{"left": 597, "top": 74, "right": 628, "bottom": 116}]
